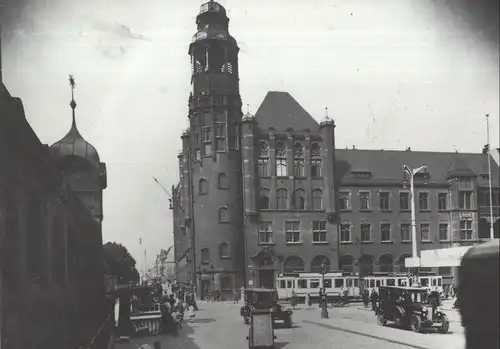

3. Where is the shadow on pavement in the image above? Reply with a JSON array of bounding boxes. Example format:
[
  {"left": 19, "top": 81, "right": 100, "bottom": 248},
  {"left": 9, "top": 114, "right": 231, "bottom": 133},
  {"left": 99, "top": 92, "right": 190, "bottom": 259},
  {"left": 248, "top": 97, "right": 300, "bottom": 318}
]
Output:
[
  {"left": 274, "top": 341, "right": 291, "bottom": 348},
  {"left": 115, "top": 323, "right": 202, "bottom": 349},
  {"left": 189, "top": 318, "right": 216, "bottom": 324}
]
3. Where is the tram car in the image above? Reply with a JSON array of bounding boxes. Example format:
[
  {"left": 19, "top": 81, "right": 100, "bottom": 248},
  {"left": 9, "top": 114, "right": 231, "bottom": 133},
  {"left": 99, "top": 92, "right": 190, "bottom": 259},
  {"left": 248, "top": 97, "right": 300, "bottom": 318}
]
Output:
[{"left": 276, "top": 271, "right": 443, "bottom": 301}]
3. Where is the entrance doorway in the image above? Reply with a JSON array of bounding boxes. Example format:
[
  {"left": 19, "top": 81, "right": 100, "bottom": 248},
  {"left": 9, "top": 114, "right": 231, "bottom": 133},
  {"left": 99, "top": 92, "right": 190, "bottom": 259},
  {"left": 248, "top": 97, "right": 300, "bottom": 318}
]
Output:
[{"left": 258, "top": 270, "right": 274, "bottom": 289}]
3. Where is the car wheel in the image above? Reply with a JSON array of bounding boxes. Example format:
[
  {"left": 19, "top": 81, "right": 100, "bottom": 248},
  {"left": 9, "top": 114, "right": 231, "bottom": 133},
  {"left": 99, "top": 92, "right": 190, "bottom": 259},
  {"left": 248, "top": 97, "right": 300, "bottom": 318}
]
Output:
[
  {"left": 377, "top": 314, "right": 387, "bottom": 326},
  {"left": 410, "top": 315, "right": 422, "bottom": 333},
  {"left": 438, "top": 315, "right": 449, "bottom": 334}
]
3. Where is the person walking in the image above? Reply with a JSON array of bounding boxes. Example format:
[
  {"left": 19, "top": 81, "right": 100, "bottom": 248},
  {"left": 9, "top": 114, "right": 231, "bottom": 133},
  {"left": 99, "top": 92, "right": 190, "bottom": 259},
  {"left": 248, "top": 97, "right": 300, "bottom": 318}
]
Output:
[
  {"left": 370, "top": 289, "right": 379, "bottom": 312},
  {"left": 305, "top": 293, "right": 311, "bottom": 308},
  {"left": 215, "top": 288, "right": 221, "bottom": 303},
  {"left": 233, "top": 288, "right": 239, "bottom": 304},
  {"left": 363, "top": 289, "right": 369, "bottom": 308}
]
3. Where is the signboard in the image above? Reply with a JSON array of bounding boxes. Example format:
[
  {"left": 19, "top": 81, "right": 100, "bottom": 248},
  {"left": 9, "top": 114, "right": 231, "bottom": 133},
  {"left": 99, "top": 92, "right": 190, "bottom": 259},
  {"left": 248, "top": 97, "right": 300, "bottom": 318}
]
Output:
[
  {"left": 420, "top": 246, "right": 472, "bottom": 267},
  {"left": 405, "top": 257, "right": 421, "bottom": 268}
]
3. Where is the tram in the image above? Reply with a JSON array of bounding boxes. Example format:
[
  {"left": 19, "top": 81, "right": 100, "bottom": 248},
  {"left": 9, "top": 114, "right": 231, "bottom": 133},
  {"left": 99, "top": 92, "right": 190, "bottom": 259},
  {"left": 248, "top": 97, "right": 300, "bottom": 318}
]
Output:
[{"left": 276, "top": 271, "right": 443, "bottom": 301}]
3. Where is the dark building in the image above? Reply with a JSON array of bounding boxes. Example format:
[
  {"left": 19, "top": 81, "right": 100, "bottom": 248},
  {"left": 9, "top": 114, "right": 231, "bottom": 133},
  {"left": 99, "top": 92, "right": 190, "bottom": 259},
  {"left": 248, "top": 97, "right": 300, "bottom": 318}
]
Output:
[
  {"left": 0, "top": 71, "right": 109, "bottom": 347},
  {"left": 172, "top": 1, "right": 500, "bottom": 297}
]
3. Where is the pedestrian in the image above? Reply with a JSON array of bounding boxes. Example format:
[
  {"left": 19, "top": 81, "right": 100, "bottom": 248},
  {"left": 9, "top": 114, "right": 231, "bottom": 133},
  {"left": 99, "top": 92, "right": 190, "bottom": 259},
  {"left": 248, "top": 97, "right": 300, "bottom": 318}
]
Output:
[
  {"left": 187, "top": 304, "right": 195, "bottom": 322},
  {"left": 370, "top": 289, "right": 378, "bottom": 311},
  {"left": 363, "top": 289, "right": 369, "bottom": 308},
  {"left": 291, "top": 291, "right": 297, "bottom": 309},
  {"left": 318, "top": 288, "right": 323, "bottom": 308},
  {"left": 305, "top": 293, "right": 311, "bottom": 308},
  {"left": 215, "top": 288, "right": 221, "bottom": 302},
  {"left": 207, "top": 288, "right": 213, "bottom": 302},
  {"left": 233, "top": 288, "right": 239, "bottom": 304}
]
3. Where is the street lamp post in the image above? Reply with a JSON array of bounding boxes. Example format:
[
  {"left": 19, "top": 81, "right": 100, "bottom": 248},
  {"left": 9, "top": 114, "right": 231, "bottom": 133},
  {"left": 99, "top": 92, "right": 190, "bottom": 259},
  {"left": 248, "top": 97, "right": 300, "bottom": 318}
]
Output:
[
  {"left": 320, "top": 262, "right": 329, "bottom": 319},
  {"left": 403, "top": 164, "right": 427, "bottom": 287}
]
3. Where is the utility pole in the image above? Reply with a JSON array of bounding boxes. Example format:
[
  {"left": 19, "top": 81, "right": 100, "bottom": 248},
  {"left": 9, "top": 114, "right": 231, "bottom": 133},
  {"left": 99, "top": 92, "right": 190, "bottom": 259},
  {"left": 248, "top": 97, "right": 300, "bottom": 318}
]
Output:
[{"left": 486, "top": 114, "right": 495, "bottom": 240}]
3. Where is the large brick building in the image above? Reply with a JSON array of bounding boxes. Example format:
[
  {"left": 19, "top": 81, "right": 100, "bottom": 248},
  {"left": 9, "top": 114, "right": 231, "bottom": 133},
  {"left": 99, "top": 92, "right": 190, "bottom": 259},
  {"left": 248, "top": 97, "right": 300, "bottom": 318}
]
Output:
[
  {"left": 0, "top": 71, "right": 109, "bottom": 348},
  {"left": 172, "top": 1, "right": 500, "bottom": 299}
]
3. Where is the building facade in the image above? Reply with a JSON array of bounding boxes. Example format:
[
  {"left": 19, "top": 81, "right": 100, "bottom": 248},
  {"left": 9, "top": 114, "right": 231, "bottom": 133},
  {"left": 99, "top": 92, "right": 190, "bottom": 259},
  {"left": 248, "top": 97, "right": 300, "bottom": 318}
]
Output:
[
  {"left": 0, "top": 75, "right": 110, "bottom": 348},
  {"left": 172, "top": 1, "right": 500, "bottom": 298}
]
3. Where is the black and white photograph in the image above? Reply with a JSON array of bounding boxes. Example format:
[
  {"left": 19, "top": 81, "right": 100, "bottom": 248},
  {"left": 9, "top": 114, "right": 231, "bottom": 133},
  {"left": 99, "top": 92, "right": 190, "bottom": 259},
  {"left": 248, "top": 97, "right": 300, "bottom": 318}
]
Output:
[{"left": 0, "top": 0, "right": 499, "bottom": 348}]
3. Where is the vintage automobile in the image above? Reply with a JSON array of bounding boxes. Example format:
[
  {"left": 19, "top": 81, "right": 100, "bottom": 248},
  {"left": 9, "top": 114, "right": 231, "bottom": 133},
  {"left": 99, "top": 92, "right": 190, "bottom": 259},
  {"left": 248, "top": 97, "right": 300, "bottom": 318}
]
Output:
[
  {"left": 240, "top": 288, "right": 293, "bottom": 328},
  {"left": 375, "top": 285, "right": 449, "bottom": 333}
]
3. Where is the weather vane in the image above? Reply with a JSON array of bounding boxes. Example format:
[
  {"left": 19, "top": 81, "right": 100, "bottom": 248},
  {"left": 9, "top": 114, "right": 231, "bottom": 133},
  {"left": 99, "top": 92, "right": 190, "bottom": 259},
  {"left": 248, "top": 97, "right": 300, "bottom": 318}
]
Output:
[{"left": 69, "top": 74, "right": 77, "bottom": 110}]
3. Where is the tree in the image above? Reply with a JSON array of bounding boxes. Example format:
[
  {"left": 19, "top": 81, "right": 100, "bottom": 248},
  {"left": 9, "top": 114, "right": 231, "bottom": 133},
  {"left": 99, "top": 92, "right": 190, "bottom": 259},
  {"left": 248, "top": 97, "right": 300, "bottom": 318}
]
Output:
[{"left": 103, "top": 242, "right": 140, "bottom": 284}]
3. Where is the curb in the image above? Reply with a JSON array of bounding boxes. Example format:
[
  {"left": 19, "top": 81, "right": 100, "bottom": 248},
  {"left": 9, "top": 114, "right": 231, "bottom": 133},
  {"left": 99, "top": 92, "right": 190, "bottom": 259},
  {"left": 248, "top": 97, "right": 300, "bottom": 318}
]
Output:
[{"left": 303, "top": 320, "right": 428, "bottom": 349}]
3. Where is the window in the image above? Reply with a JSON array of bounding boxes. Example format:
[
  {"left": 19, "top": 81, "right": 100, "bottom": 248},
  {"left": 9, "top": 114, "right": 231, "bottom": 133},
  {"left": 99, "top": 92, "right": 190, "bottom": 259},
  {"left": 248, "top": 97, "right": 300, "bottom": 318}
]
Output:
[
  {"left": 218, "top": 207, "right": 229, "bottom": 222},
  {"left": 202, "top": 111, "right": 210, "bottom": 126},
  {"left": 217, "top": 173, "right": 228, "bottom": 188},
  {"left": 312, "top": 189, "right": 323, "bottom": 210},
  {"left": 257, "top": 141, "right": 270, "bottom": 177},
  {"left": 259, "top": 188, "right": 270, "bottom": 209},
  {"left": 439, "top": 223, "right": 449, "bottom": 241},
  {"left": 340, "top": 224, "right": 351, "bottom": 243},
  {"left": 459, "top": 191, "right": 472, "bottom": 209},
  {"left": 400, "top": 192, "right": 409, "bottom": 210},
  {"left": 381, "top": 223, "right": 391, "bottom": 242},
  {"left": 199, "top": 178, "right": 208, "bottom": 195},
  {"left": 216, "top": 138, "right": 225, "bottom": 151},
  {"left": 215, "top": 123, "right": 225, "bottom": 137},
  {"left": 401, "top": 223, "right": 411, "bottom": 241},
  {"left": 311, "top": 143, "right": 322, "bottom": 177},
  {"left": 201, "top": 248, "right": 210, "bottom": 263},
  {"left": 361, "top": 224, "right": 371, "bottom": 242},
  {"left": 460, "top": 219, "right": 473, "bottom": 240},
  {"left": 438, "top": 267, "right": 452, "bottom": 275},
  {"left": 379, "top": 192, "right": 390, "bottom": 210},
  {"left": 294, "top": 189, "right": 305, "bottom": 209},
  {"left": 228, "top": 124, "right": 238, "bottom": 149},
  {"left": 285, "top": 221, "right": 301, "bottom": 243},
  {"left": 419, "top": 192, "right": 429, "bottom": 210},
  {"left": 277, "top": 189, "right": 288, "bottom": 209},
  {"left": 275, "top": 142, "right": 287, "bottom": 177},
  {"left": 313, "top": 221, "right": 327, "bottom": 242},
  {"left": 202, "top": 127, "right": 212, "bottom": 141},
  {"left": 420, "top": 223, "right": 430, "bottom": 241},
  {"left": 258, "top": 222, "right": 273, "bottom": 244},
  {"left": 359, "top": 192, "right": 370, "bottom": 210},
  {"left": 219, "top": 243, "right": 229, "bottom": 258},
  {"left": 293, "top": 142, "right": 305, "bottom": 177},
  {"left": 203, "top": 143, "right": 212, "bottom": 156},
  {"left": 194, "top": 149, "right": 201, "bottom": 161},
  {"left": 339, "top": 192, "right": 350, "bottom": 210},
  {"left": 438, "top": 193, "right": 448, "bottom": 210}
]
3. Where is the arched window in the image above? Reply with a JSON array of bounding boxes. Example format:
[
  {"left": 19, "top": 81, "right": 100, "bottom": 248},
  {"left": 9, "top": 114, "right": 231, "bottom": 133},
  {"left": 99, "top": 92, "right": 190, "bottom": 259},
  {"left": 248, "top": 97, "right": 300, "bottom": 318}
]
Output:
[
  {"left": 219, "top": 243, "right": 230, "bottom": 258},
  {"left": 275, "top": 141, "right": 287, "bottom": 177},
  {"left": 339, "top": 255, "right": 354, "bottom": 273},
  {"left": 312, "top": 189, "right": 323, "bottom": 210},
  {"left": 293, "top": 142, "right": 305, "bottom": 177},
  {"left": 201, "top": 248, "right": 210, "bottom": 263},
  {"left": 311, "top": 256, "right": 330, "bottom": 273},
  {"left": 284, "top": 256, "right": 305, "bottom": 273},
  {"left": 358, "top": 255, "right": 374, "bottom": 276},
  {"left": 294, "top": 189, "right": 305, "bottom": 210},
  {"left": 199, "top": 178, "right": 208, "bottom": 195},
  {"left": 257, "top": 141, "right": 270, "bottom": 177},
  {"left": 311, "top": 143, "right": 322, "bottom": 177},
  {"left": 398, "top": 254, "right": 411, "bottom": 273},
  {"left": 379, "top": 255, "right": 394, "bottom": 273},
  {"left": 218, "top": 173, "right": 228, "bottom": 189},
  {"left": 277, "top": 189, "right": 288, "bottom": 210},
  {"left": 218, "top": 206, "right": 229, "bottom": 222},
  {"left": 259, "top": 188, "right": 270, "bottom": 209}
]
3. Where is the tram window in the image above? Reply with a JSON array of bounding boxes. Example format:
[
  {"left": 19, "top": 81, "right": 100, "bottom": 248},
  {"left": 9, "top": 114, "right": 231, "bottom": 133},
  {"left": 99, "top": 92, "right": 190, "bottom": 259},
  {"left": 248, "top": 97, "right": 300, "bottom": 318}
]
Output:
[
  {"left": 310, "top": 279, "right": 320, "bottom": 288},
  {"left": 370, "top": 280, "right": 375, "bottom": 288},
  {"left": 364, "top": 280, "right": 368, "bottom": 287},
  {"left": 323, "top": 279, "right": 332, "bottom": 288},
  {"left": 298, "top": 279, "right": 308, "bottom": 288},
  {"left": 334, "top": 279, "right": 344, "bottom": 288},
  {"left": 354, "top": 279, "right": 359, "bottom": 287},
  {"left": 387, "top": 278, "right": 395, "bottom": 286},
  {"left": 432, "top": 278, "right": 437, "bottom": 286},
  {"left": 376, "top": 280, "right": 381, "bottom": 287},
  {"left": 398, "top": 279, "right": 404, "bottom": 286},
  {"left": 421, "top": 278, "right": 429, "bottom": 287},
  {"left": 347, "top": 279, "right": 353, "bottom": 287},
  {"left": 287, "top": 280, "right": 293, "bottom": 288},
  {"left": 438, "top": 279, "right": 442, "bottom": 286},
  {"left": 280, "top": 280, "right": 286, "bottom": 288}
]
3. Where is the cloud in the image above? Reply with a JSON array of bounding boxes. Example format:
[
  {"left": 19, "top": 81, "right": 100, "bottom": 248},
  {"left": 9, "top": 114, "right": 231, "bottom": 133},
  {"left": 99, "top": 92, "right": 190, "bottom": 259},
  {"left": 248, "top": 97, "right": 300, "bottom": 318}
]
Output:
[{"left": 90, "top": 19, "right": 150, "bottom": 41}]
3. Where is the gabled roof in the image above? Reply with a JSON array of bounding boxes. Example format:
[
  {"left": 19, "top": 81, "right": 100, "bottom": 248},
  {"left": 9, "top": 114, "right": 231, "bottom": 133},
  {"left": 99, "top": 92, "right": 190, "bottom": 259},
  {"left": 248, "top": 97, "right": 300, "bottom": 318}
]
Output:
[
  {"left": 335, "top": 149, "right": 499, "bottom": 186},
  {"left": 255, "top": 91, "right": 319, "bottom": 132}
]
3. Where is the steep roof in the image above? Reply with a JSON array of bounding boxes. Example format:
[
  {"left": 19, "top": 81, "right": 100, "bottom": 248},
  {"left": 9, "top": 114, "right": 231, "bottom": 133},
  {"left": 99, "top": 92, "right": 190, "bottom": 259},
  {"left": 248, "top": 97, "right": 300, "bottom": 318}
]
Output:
[
  {"left": 255, "top": 91, "right": 319, "bottom": 132},
  {"left": 335, "top": 149, "right": 499, "bottom": 186}
]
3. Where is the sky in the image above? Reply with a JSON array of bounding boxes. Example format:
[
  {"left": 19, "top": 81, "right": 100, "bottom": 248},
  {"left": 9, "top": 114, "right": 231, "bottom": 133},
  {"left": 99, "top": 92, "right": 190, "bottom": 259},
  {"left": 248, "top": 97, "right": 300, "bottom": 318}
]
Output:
[{"left": 1, "top": 0, "right": 499, "bottom": 270}]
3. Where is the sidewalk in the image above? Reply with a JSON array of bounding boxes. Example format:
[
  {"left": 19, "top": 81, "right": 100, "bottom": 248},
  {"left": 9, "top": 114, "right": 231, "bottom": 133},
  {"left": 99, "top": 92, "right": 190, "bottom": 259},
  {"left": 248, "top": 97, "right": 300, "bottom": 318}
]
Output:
[{"left": 303, "top": 316, "right": 465, "bottom": 349}]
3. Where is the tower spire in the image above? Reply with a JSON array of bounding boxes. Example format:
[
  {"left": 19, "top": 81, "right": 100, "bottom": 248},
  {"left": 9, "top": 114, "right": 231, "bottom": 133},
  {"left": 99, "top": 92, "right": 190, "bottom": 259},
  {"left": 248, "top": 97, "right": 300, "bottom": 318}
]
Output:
[{"left": 69, "top": 74, "right": 77, "bottom": 127}]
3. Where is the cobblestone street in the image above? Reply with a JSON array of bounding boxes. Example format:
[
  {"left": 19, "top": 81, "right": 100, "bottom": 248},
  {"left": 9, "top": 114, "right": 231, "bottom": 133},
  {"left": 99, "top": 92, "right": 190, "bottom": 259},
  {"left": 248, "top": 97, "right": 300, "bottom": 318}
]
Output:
[{"left": 115, "top": 300, "right": 465, "bottom": 349}]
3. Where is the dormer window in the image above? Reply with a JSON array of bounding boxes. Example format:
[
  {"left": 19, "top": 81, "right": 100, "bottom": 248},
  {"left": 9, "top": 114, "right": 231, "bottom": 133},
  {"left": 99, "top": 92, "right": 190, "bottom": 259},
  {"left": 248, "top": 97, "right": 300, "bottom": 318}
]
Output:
[{"left": 352, "top": 171, "right": 372, "bottom": 179}]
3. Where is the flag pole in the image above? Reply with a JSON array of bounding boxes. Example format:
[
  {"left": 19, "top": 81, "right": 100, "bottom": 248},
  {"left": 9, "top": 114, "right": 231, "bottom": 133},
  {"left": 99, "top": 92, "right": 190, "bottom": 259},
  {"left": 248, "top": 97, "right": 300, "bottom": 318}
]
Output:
[{"left": 486, "top": 114, "right": 495, "bottom": 240}]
